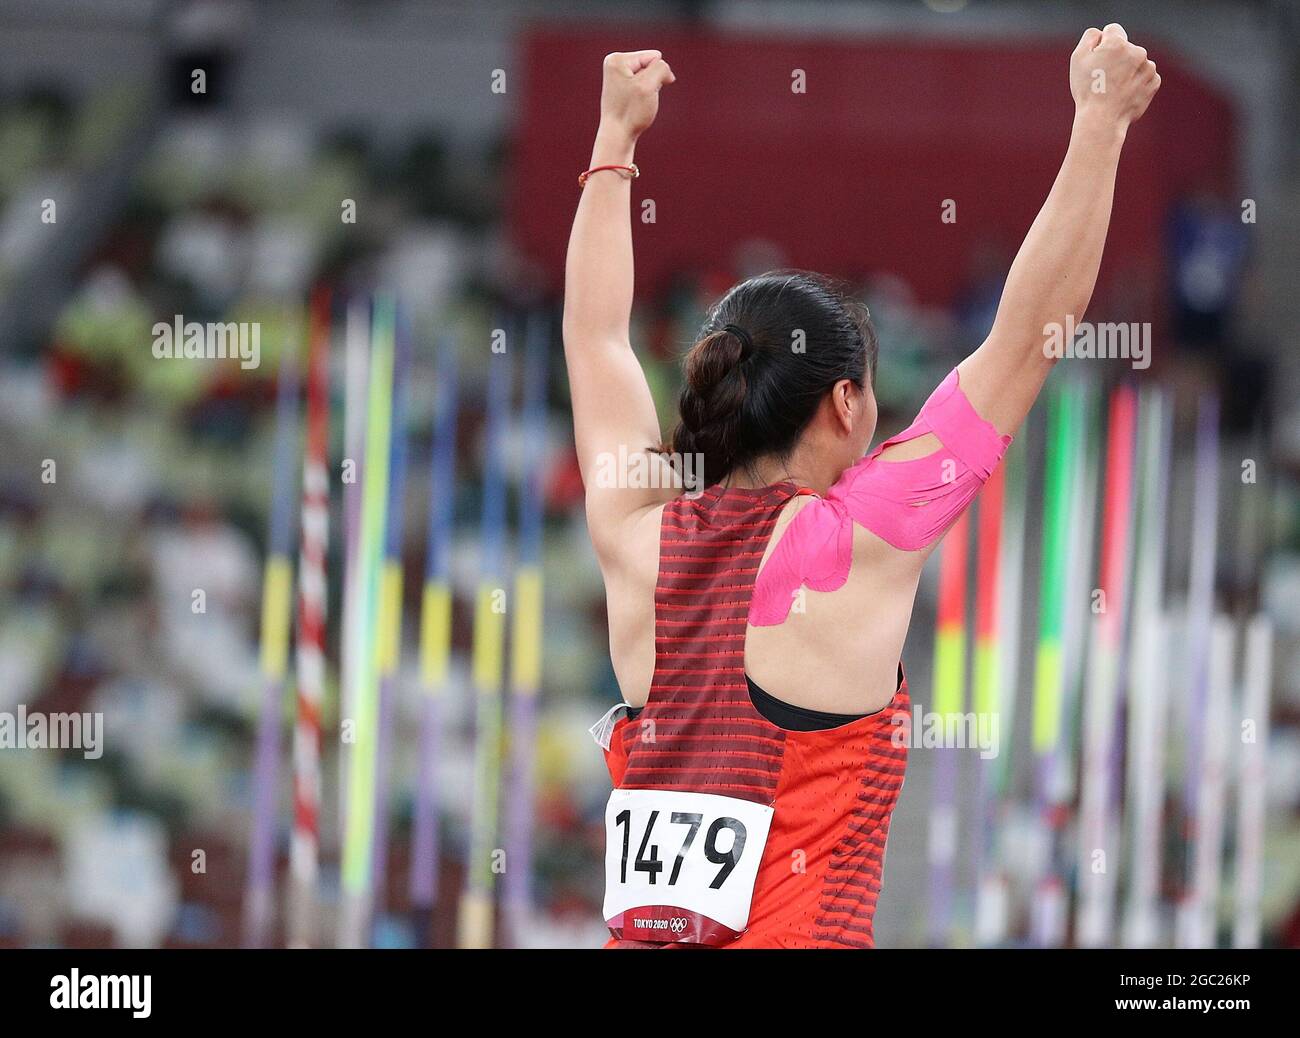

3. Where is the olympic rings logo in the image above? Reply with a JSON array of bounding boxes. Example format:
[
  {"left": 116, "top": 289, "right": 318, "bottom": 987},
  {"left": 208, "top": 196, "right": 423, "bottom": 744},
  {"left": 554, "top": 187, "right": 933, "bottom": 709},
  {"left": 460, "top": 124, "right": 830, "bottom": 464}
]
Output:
[{"left": 669, "top": 917, "right": 688, "bottom": 934}]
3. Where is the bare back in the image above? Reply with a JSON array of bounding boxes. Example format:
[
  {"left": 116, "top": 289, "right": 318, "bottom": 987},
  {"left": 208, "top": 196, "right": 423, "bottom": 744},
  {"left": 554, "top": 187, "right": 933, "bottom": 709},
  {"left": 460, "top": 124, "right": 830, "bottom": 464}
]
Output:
[{"left": 600, "top": 492, "right": 925, "bottom": 717}]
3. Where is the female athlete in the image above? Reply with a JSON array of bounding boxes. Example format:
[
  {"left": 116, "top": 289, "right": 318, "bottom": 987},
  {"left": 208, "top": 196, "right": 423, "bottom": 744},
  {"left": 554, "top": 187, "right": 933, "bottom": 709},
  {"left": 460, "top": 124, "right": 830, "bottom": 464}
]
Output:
[{"left": 563, "top": 26, "right": 1159, "bottom": 947}]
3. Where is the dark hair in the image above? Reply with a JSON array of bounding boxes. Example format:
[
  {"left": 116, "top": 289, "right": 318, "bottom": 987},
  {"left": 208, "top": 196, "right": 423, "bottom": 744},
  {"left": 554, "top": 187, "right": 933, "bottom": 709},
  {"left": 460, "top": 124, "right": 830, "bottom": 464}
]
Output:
[{"left": 667, "top": 270, "right": 877, "bottom": 487}]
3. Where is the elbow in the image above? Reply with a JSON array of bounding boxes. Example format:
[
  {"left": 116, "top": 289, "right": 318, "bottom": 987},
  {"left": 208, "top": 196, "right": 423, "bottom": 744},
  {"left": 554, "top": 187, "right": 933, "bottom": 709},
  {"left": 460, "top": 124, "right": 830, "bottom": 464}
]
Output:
[
  {"left": 561, "top": 321, "right": 588, "bottom": 362},
  {"left": 561, "top": 307, "right": 582, "bottom": 355},
  {"left": 561, "top": 294, "right": 595, "bottom": 349}
]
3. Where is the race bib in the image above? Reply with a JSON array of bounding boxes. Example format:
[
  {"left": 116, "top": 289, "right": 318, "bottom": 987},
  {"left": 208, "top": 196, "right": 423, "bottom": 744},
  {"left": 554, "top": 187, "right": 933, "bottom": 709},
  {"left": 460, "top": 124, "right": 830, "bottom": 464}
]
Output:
[{"left": 603, "top": 788, "right": 774, "bottom": 945}]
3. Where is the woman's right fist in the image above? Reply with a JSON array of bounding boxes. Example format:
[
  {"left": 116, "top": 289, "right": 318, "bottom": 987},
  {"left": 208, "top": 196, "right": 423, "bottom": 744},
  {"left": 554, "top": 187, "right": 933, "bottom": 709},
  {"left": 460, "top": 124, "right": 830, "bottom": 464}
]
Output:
[
  {"left": 599, "top": 50, "right": 676, "bottom": 141},
  {"left": 1069, "top": 24, "right": 1160, "bottom": 129}
]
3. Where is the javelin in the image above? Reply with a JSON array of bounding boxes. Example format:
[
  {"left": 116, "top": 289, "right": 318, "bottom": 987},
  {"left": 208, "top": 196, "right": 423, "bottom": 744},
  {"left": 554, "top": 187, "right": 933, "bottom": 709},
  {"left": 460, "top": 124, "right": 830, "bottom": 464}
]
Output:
[
  {"left": 368, "top": 301, "right": 413, "bottom": 933},
  {"left": 338, "top": 298, "right": 370, "bottom": 854},
  {"left": 243, "top": 317, "right": 301, "bottom": 948},
  {"left": 1075, "top": 383, "right": 1136, "bottom": 947},
  {"left": 288, "top": 286, "right": 332, "bottom": 947},
  {"left": 338, "top": 294, "right": 396, "bottom": 947},
  {"left": 1178, "top": 394, "right": 1223, "bottom": 948},
  {"left": 1122, "top": 387, "right": 1172, "bottom": 947},
  {"left": 457, "top": 324, "right": 511, "bottom": 948},
  {"left": 926, "top": 509, "right": 970, "bottom": 946},
  {"left": 1029, "top": 384, "right": 1077, "bottom": 947},
  {"left": 410, "top": 331, "right": 460, "bottom": 942},
  {"left": 502, "top": 312, "right": 549, "bottom": 947}
]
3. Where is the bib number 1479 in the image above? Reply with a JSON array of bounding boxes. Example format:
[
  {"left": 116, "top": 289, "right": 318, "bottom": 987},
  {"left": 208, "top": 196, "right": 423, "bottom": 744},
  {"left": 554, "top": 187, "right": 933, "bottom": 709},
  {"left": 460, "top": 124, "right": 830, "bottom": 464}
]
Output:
[
  {"left": 613, "top": 809, "right": 747, "bottom": 889},
  {"left": 603, "top": 788, "right": 773, "bottom": 945}
]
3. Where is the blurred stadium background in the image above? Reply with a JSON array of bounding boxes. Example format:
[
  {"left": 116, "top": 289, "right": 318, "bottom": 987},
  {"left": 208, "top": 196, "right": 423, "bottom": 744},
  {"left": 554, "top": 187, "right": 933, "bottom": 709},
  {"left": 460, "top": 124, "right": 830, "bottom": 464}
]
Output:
[{"left": 0, "top": 0, "right": 1297, "bottom": 949}]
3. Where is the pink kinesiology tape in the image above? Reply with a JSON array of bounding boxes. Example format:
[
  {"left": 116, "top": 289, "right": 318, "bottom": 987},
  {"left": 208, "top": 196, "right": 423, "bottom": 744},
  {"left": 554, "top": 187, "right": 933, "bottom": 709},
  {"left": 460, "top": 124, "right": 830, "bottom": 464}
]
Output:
[{"left": 750, "top": 368, "right": 1011, "bottom": 626}]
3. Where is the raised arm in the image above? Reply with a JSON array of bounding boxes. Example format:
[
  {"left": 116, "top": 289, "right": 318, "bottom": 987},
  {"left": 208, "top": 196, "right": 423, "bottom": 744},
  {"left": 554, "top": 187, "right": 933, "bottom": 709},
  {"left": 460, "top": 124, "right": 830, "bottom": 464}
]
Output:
[
  {"left": 563, "top": 50, "right": 676, "bottom": 550},
  {"left": 955, "top": 23, "right": 1160, "bottom": 436}
]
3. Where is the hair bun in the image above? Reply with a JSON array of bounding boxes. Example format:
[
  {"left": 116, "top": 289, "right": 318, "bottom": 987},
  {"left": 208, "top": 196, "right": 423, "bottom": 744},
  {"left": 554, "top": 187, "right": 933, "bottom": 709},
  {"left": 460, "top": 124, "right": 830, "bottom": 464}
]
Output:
[
  {"left": 722, "top": 323, "right": 755, "bottom": 359},
  {"left": 683, "top": 328, "right": 746, "bottom": 395},
  {"left": 675, "top": 328, "right": 750, "bottom": 482}
]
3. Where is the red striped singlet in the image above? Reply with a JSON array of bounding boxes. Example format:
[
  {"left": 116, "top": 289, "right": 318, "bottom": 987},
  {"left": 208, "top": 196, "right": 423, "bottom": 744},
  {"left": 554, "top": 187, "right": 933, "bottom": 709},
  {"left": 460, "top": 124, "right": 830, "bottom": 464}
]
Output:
[{"left": 602, "top": 482, "right": 910, "bottom": 948}]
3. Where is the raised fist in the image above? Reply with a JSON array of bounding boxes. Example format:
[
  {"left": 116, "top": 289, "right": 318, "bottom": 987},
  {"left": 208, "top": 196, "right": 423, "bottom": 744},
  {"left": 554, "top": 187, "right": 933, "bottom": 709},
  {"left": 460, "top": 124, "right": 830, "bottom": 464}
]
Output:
[
  {"left": 1070, "top": 24, "right": 1160, "bottom": 128},
  {"left": 599, "top": 50, "right": 676, "bottom": 140}
]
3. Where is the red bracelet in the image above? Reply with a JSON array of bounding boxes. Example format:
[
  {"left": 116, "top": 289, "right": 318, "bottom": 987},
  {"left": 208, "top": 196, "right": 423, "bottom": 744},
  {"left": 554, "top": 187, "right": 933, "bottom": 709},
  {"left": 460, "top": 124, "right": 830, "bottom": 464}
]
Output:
[{"left": 578, "top": 163, "right": 639, "bottom": 188}]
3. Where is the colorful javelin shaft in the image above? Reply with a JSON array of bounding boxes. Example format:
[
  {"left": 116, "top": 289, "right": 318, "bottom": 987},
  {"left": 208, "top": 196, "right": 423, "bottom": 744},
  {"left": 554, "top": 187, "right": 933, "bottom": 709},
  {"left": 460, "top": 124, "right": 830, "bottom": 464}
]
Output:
[
  {"left": 994, "top": 439, "right": 1027, "bottom": 800},
  {"left": 289, "top": 287, "right": 332, "bottom": 947},
  {"left": 1183, "top": 394, "right": 1221, "bottom": 815},
  {"left": 502, "top": 312, "right": 549, "bottom": 947},
  {"left": 926, "top": 508, "right": 970, "bottom": 946},
  {"left": 1060, "top": 384, "right": 1102, "bottom": 800},
  {"left": 1029, "top": 384, "right": 1076, "bottom": 946},
  {"left": 1178, "top": 394, "right": 1222, "bottom": 947},
  {"left": 457, "top": 328, "right": 511, "bottom": 949},
  {"left": 971, "top": 457, "right": 1005, "bottom": 945},
  {"left": 972, "top": 468, "right": 1005, "bottom": 733},
  {"left": 1122, "top": 387, "right": 1172, "bottom": 947},
  {"left": 338, "top": 298, "right": 370, "bottom": 851},
  {"left": 410, "top": 332, "right": 460, "bottom": 927},
  {"left": 368, "top": 302, "right": 413, "bottom": 927},
  {"left": 338, "top": 294, "right": 396, "bottom": 947},
  {"left": 976, "top": 436, "right": 1027, "bottom": 947},
  {"left": 1228, "top": 407, "right": 1273, "bottom": 949},
  {"left": 243, "top": 320, "right": 301, "bottom": 948},
  {"left": 1186, "top": 613, "right": 1234, "bottom": 948},
  {"left": 1076, "top": 383, "right": 1136, "bottom": 947},
  {"left": 1234, "top": 614, "right": 1273, "bottom": 948}
]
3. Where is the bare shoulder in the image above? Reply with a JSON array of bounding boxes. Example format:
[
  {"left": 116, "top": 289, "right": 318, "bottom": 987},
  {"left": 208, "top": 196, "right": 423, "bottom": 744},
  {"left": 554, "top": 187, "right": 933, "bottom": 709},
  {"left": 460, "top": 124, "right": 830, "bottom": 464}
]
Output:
[{"left": 754, "top": 491, "right": 816, "bottom": 571}]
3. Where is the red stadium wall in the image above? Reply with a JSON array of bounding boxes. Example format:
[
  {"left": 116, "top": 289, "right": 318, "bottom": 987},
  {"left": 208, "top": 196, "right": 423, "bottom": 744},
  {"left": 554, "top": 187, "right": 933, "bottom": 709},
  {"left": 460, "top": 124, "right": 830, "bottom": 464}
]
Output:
[{"left": 508, "top": 25, "right": 1236, "bottom": 316}]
